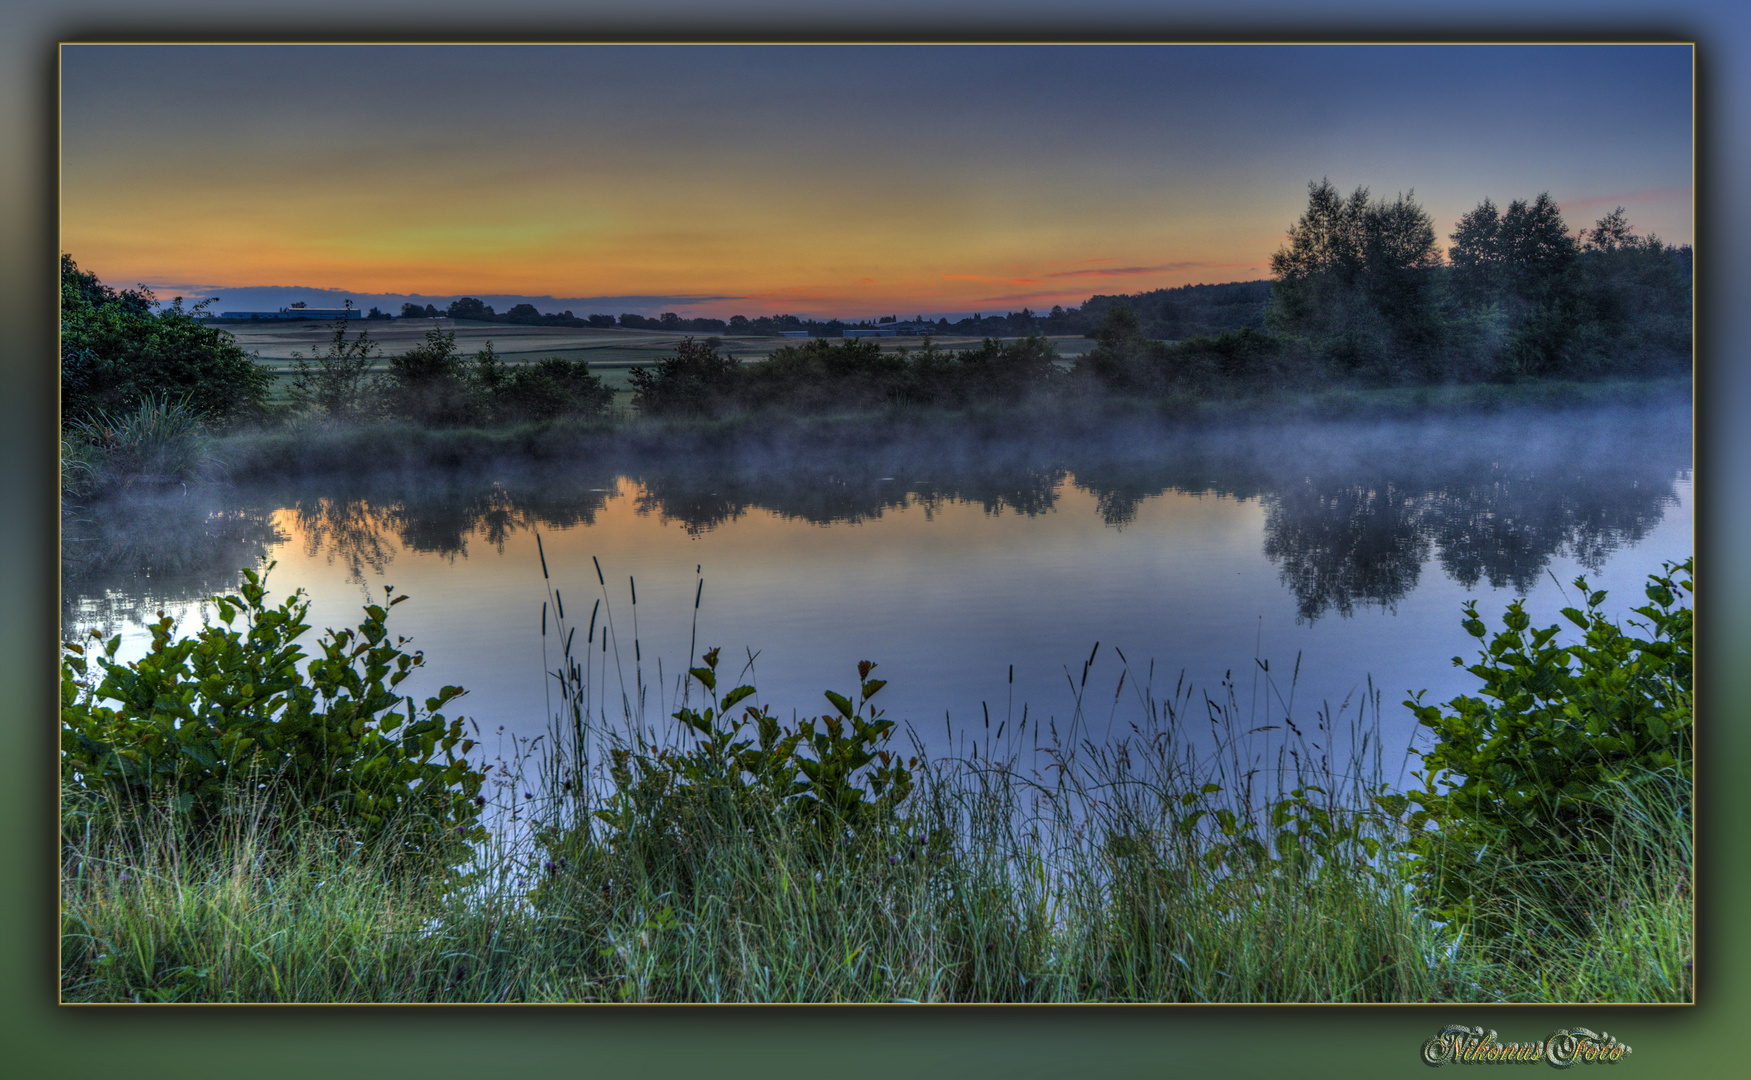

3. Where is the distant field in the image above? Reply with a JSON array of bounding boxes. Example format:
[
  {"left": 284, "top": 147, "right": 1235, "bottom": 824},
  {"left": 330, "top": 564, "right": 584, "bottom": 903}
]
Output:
[{"left": 216, "top": 318, "right": 1091, "bottom": 403}]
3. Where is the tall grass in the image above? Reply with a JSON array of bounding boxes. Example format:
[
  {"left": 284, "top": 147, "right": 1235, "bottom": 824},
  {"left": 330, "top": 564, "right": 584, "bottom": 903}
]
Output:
[
  {"left": 62, "top": 393, "right": 221, "bottom": 493},
  {"left": 59, "top": 559, "right": 1692, "bottom": 1004}
]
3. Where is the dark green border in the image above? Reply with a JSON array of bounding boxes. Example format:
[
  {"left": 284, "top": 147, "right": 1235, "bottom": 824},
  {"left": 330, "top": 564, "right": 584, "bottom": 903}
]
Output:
[{"left": 7, "top": 9, "right": 1740, "bottom": 1080}]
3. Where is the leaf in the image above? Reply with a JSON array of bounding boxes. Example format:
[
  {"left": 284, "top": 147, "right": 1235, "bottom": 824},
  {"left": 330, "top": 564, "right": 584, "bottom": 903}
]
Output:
[{"left": 824, "top": 690, "right": 855, "bottom": 719}]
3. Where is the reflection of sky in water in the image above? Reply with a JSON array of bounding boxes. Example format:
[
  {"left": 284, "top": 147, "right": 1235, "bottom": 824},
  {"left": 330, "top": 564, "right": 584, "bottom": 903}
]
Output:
[{"left": 63, "top": 409, "right": 1693, "bottom": 790}]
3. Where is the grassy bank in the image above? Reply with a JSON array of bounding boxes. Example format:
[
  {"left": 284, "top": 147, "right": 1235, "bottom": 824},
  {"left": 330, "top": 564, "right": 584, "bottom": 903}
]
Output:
[
  {"left": 209, "top": 375, "right": 1692, "bottom": 482},
  {"left": 60, "top": 555, "right": 1693, "bottom": 1003},
  {"left": 59, "top": 726, "right": 1691, "bottom": 1004}
]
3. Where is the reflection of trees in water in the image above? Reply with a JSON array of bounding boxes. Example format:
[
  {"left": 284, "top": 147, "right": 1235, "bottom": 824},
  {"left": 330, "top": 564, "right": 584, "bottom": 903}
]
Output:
[
  {"left": 61, "top": 493, "right": 286, "bottom": 638},
  {"left": 1262, "top": 482, "right": 1432, "bottom": 620},
  {"left": 1254, "top": 423, "right": 1686, "bottom": 621},
  {"left": 291, "top": 496, "right": 398, "bottom": 582},
  {"left": 64, "top": 406, "right": 1689, "bottom": 632},
  {"left": 626, "top": 459, "right": 1066, "bottom": 535},
  {"left": 1073, "top": 410, "right": 1687, "bottom": 622},
  {"left": 285, "top": 473, "right": 622, "bottom": 579},
  {"left": 1071, "top": 454, "right": 1271, "bottom": 529}
]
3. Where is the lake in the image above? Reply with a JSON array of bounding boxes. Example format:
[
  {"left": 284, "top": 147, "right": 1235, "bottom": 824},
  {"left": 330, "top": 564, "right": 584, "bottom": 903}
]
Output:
[{"left": 61, "top": 401, "right": 1692, "bottom": 791}]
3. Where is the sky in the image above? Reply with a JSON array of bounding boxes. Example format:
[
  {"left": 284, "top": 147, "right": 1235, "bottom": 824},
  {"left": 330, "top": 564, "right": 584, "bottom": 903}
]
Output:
[{"left": 59, "top": 42, "right": 1694, "bottom": 321}]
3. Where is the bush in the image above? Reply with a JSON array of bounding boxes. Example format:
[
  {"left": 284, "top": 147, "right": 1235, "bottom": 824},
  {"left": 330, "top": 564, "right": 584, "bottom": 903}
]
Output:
[
  {"left": 378, "top": 325, "right": 482, "bottom": 425},
  {"left": 1397, "top": 558, "right": 1692, "bottom": 937},
  {"left": 60, "top": 566, "right": 489, "bottom": 874},
  {"left": 533, "top": 649, "right": 917, "bottom": 916},
  {"left": 493, "top": 357, "right": 616, "bottom": 422},
  {"left": 740, "top": 338, "right": 907, "bottom": 411},
  {"left": 287, "top": 320, "right": 379, "bottom": 420},
  {"left": 61, "top": 254, "right": 273, "bottom": 427},
  {"left": 628, "top": 337, "right": 743, "bottom": 417}
]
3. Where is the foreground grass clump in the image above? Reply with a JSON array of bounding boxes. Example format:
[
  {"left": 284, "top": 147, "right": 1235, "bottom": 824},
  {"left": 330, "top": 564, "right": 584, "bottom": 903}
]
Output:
[
  {"left": 59, "top": 561, "right": 1692, "bottom": 1003},
  {"left": 61, "top": 789, "right": 545, "bottom": 1003},
  {"left": 61, "top": 393, "right": 221, "bottom": 495}
]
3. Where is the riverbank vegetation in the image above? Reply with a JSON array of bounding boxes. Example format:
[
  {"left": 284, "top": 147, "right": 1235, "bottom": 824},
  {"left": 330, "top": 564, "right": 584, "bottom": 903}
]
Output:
[
  {"left": 59, "top": 559, "right": 1692, "bottom": 1003},
  {"left": 60, "top": 182, "right": 1688, "bottom": 497}
]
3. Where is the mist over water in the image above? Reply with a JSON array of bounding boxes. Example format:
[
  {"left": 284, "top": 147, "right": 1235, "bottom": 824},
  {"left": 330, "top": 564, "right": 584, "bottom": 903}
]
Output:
[{"left": 62, "top": 403, "right": 1692, "bottom": 787}]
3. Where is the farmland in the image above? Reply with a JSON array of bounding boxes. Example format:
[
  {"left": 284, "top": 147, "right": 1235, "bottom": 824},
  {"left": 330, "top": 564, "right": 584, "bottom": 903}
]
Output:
[{"left": 219, "top": 317, "right": 1096, "bottom": 405}]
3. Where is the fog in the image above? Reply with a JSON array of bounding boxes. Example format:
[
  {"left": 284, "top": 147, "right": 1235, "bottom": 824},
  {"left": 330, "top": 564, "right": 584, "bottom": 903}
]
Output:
[{"left": 63, "top": 401, "right": 1692, "bottom": 786}]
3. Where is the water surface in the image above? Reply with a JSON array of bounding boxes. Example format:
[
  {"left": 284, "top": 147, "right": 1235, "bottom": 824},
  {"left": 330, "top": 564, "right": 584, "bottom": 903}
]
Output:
[{"left": 62, "top": 404, "right": 1693, "bottom": 783}]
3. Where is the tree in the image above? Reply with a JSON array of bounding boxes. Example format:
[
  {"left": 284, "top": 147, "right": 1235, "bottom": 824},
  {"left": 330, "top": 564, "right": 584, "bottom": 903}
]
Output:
[
  {"left": 1498, "top": 193, "right": 1579, "bottom": 305},
  {"left": 1071, "top": 306, "right": 1173, "bottom": 392},
  {"left": 1572, "top": 208, "right": 1692, "bottom": 376},
  {"left": 381, "top": 326, "right": 478, "bottom": 424},
  {"left": 60, "top": 254, "right": 273, "bottom": 426},
  {"left": 446, "top": 297, "right": 493, "bottom": 320},
  {"left": 1448, "top": 193, "right": 1582, "bottom": 378},
  {"left": 287, "top": 320, "right": 379, "bottom": 420},
  {"left": 400, "top": 302, "right": 429, "bottom": 319},
  {"left": 1266, "top": 181, "right": 1443, "bottom": 380},
  {"left": 1448, "top": 198, "right": 1504, "bottom": 307},
  {"left": 492, "top": 358, "right": 615, "bottom": 422},
  {"left": 1582, "top": 206, "right": 1641, "bottom": 254},
  {"left": 628, "top": 337, "right": 742, "bottom": 416}
]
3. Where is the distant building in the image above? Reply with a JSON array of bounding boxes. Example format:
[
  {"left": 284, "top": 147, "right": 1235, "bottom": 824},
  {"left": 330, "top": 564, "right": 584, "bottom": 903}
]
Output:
[
  {"left": 778, "top": 330, "right": 810, "bottom": 338},
  {"left": 843, "top": 321, "right": 937, "bottom": 338},
  {"left": 218, "top": 306, "right": 362, "bottom": 320}
]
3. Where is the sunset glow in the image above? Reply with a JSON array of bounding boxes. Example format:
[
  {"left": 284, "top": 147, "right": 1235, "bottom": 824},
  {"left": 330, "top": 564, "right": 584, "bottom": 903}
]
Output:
[{"left": 60, "top": 43, "right": 1693, "bottom": 319}]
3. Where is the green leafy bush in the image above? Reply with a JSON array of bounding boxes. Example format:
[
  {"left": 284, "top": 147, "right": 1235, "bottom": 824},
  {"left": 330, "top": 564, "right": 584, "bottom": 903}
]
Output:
[
  {"left": 61, "top": 254, "right": 273, "bottom": 427},
  {"left": 61, "top": 565, "right": 488, "bottom": 872},
  {"left": 1398, "top": 558, "right": 1692, "bottom": 936},
  {"left": 534, "top": 649, "right": 917, "bottom": 914},
  {"left": 492, "top": 356, "right": 616, "bottom": 422},
  {"left": 628, "top": 337, "right": 743, "bottom": 417},
  {"left": 379, "top": 325, "right": 482, "bottom": 425},
  {"left": 287, "top": 319, "right": 380, "bottom": 420}
]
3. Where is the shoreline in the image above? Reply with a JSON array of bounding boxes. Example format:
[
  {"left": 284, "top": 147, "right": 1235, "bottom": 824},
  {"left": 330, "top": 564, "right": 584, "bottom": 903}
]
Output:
[{"left": 207, "top": 375, "right": 1692, "bottom": 483}]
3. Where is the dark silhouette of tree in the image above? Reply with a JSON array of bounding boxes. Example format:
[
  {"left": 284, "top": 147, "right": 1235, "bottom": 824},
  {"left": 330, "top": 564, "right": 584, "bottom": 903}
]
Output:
[
  {"left": 60, "top": 254, "right": 272, "bottom": 426},
  {"left": 446, "top": 297, "right": 493, "bottom": 319}
]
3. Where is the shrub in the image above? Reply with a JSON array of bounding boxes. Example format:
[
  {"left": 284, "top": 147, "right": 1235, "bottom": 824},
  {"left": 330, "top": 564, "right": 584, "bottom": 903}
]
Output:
[
  {"left": 628, "top": 337, "right": 743, "bottom": 417},
  {"left": 740, "top": 337, "right": 908, "bottom": 411},
  {"left": 493, "top": 357, "right": 616, "bottom": 422},
  {"left": 61, "top": 254, "right": 274, "bottom": 427},
  {"left": 379, "top": 326, "right": 481, "bottom": 425},
  {"left": 533, "top": 649, "right": 917, "bottom": 915},
  {"left": 1071, "top": 306, "right": 1175, "bottom": 393},
  {"left": 1397, "top": 558, "right": 1692, "bottom": 937},
  {"left": 60, "top": 566, "right": 488, "bottom": 874},
  {"left": 287, "top": 320, "right": 379, "bottom": 420}
]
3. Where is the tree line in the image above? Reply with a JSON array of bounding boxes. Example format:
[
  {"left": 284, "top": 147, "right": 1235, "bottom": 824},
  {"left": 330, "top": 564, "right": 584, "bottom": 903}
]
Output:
[
  {"left": 59, "top": 179, "right": 1688, "bottom": 435},
  {"left": 1072, "top": 181, "right": 1689, "bottom": 394},
  {"left": 399, "top": 298, "right": 1105, "bottom": 339}
]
